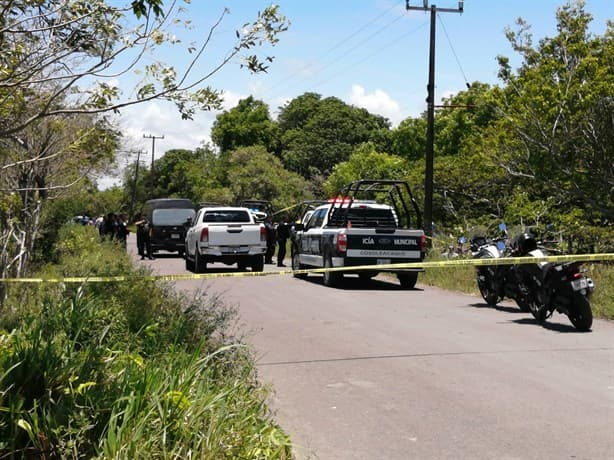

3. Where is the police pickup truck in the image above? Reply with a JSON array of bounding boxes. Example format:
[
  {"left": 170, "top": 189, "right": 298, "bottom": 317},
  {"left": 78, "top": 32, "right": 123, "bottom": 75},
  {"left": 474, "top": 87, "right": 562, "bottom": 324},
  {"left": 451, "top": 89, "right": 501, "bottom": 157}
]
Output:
[
  {"left": 184, "top": 206, "right": 267, "bottom": 273},
  {"left": 290, "top": 180, "right": 426, "bottom": 288}
]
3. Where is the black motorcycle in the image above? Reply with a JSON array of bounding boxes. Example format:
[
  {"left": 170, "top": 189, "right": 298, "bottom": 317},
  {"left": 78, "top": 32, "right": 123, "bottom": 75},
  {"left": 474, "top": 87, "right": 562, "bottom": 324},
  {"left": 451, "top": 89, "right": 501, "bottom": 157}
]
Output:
[
  {"left": 471, "top": 231, "right": 530, "bottom": 312},
  {"left": 511, "top": 233, "right": 595, "bottom": 331}
]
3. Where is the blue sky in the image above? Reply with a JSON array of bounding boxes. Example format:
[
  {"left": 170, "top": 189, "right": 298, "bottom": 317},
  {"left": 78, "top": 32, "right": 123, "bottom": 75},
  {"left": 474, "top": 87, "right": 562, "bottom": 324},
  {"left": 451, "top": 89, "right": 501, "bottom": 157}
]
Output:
[{"left": 105, "top": 0, "right": 612, "bottom": 187}]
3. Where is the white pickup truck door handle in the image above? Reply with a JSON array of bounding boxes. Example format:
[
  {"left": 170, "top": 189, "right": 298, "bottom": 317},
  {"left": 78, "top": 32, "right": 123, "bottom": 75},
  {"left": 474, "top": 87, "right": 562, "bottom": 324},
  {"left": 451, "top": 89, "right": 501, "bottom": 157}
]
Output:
[{"left": 226, "top": 228, "right": 243, "bottom": 233}]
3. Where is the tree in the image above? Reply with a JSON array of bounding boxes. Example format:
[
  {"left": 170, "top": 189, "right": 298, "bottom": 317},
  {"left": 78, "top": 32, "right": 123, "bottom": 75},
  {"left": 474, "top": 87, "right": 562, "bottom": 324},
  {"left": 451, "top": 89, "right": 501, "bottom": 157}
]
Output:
[
  {"left": 0, "top": 1, "right": 288, "bottom": 137},
  {"left": 390, "top": 117, "right": 426, "bottom": 162},
  {"left": 123, "top": 145, "right": 233, "bottom": 206},
  {"left": 391, "top": 82, "right": 498, "bottom": 161},
  {"left": 491, "top": 1, "right": 613, "bottom": 224},
  {"left": 277, "top": 93, "right": 392, "bottom": 179},
  {"left": 226, "top": 146, "right": 313, "bottom": 210},
  {"left": 0, "top": 112, "right": 119, "bottom": 289},
  {"left": 323, "top": 143, "right": 410, "bottom": 196},
  {"left": 211, "top": 97, "right": 278, "bottom": 155},
  {"left": 0, "top": 0, "right": 289, "bottom": 294}
]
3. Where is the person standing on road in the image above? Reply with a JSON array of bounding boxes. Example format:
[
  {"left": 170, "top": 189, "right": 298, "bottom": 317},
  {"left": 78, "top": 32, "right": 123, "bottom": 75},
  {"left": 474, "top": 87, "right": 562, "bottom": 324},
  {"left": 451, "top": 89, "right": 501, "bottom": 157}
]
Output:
[
  {"left": 134, "top": 214, "right": 154, "bottom": 260},
  {"left": 276, "top": 215, "right": 289, "bottom": 267},
  {"left": 134, "top": 213, "right": 147, "bottom": 259},
  {"left": 264, "top": 216, "right": 277, "bottom": 264}
]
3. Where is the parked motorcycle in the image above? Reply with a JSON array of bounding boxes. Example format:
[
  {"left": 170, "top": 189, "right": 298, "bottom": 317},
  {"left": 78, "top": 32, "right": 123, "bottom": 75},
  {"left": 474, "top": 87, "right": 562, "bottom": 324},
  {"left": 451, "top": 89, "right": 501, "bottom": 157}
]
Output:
[
  {"left": 471, "top": 230, "right": 530, "bottom": 312},
  {"left": 511, "top": 233, "right": 595, "bottom": 331}
]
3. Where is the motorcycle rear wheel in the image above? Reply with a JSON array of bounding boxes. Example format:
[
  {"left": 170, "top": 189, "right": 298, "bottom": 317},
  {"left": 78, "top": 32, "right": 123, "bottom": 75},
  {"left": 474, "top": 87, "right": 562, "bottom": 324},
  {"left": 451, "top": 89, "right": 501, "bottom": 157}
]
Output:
[
  {"left": 568, "top": 293, "right": 592, "bottom": 332},
  {"left": 477, "top": 268, "right": 499, "bottom": 307},
  {"left": 521, "top": 283, "right": 547, "bottom": 322}
]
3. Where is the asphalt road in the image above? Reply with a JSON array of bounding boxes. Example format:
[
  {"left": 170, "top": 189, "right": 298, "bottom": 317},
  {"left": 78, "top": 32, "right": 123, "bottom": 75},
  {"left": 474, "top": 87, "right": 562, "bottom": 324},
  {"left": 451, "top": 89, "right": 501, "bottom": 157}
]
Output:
[{"left": 131, "top": 236, "right": 614, "bottom": 460}]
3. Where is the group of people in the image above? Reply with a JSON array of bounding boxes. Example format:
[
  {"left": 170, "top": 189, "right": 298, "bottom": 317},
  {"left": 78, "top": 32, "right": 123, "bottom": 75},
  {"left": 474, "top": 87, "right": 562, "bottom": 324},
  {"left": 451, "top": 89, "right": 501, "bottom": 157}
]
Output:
[
  {"left": 264, "top": 215, "right": 290, "bottom": 267},
  {"left": 96, "top": 212, "right": 129, "bottom": 248},
  {"left": 94, "top": 212, "right": 153, "bottom": 260}
]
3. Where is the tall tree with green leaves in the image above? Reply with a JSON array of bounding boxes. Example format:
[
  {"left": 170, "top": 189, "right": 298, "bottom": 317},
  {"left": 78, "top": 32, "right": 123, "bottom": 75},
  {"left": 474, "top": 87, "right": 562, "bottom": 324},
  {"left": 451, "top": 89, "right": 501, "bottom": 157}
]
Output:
[
  {"left": 490, "top": 0, "right": 613, "bottom": 226},
  {"left": 211, "top": 97, "right": 279, "bottom": 156},
  {"left": 226, "top": 146, "right": 313, "bottom": 210},
  {"left": 277, "top": 93, "right": 392, "bottom": 180},
  {"left": 323, "top": 143, "right": 410, "bottom": 196}
]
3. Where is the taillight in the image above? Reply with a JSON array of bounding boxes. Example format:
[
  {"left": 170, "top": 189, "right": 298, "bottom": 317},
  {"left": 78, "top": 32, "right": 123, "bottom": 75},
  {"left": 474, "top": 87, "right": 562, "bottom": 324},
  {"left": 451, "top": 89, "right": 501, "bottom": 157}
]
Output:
[
  {"left": 572, "top": 272, "right": 583, "bottom": 280},
  {"left": 260, "top": 226, "right": 267, "bottom": 242},
  {"left": 337, "top": 232, "right": 347, "bottom": 253},
  {"left": 419, "top": 235, "right": 427, "bottom": 251},
  {"left": 200, "top": 227, "right": 209, "bottom": 242}
]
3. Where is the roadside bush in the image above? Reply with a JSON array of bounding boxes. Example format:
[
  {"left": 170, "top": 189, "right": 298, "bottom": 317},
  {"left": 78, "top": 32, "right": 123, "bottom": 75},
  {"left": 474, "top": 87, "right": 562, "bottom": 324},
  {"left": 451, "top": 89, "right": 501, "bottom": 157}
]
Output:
[{"left": 0, "top": 223, "right": 292, "bottom": 458}]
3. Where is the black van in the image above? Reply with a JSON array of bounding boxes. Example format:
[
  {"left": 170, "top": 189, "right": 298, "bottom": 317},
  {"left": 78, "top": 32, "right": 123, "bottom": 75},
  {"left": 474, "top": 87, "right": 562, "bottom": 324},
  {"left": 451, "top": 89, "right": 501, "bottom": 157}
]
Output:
[{"left": 142, "top": 198, "right": 195, "bottom": 256}]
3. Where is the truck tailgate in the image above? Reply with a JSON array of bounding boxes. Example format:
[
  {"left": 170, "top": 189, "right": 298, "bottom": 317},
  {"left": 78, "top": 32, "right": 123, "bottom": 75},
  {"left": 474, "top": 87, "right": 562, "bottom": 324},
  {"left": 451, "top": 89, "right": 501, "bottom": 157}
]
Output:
[
  {"left": 344, "top": 229, "right": 423, "bottom": 259},
  {"left": 207, "top": 224, "right": 262, "bottom": 247}
]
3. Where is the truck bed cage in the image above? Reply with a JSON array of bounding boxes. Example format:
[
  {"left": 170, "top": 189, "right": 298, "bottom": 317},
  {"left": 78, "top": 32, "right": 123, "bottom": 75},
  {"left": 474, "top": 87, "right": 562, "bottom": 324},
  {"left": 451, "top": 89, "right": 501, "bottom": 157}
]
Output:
[
  {"left": 327, "top": 180, "right": 422, "bottom": 229},
  {"left": 239, "top": 199, "right": 274, "bottom": 216},
  {"left": 198, "top": 201, "right": 225, "bottom": 209}
]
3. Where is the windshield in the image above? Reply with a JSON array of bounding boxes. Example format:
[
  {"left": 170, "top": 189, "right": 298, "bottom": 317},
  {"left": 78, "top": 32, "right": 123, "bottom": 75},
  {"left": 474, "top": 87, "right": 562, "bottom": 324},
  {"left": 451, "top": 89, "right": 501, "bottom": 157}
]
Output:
[
  {"left": 328, "top": 207, "right": 398, "bottom": 228},
  {"left": 203, "top": 210, "right": 251, "bottom": 223},
  {"left": 152, "top": 208, "right": 195, "bottom": 226}
]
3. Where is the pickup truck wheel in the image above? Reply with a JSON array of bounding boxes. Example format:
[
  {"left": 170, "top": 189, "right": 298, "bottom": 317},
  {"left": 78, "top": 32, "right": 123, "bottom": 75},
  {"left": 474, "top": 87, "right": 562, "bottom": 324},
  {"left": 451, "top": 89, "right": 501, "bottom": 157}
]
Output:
[
  {"left": 292, "top": 252, "right": 308, "bottom": 279},
  {"left": 251, "top": 256, "right": 264, "bottom": 272},
  {"left": 323, "top": 255, "right": 342, "bottom": 287},
  {"left": 194, "top": 251, "right": 207, "bottom": 273},
  {"left": 397, "top": 272, "right": 418, "bottom": 289},
  {"left": 237, "top": 262, "right": 247, "bottom": 271}
]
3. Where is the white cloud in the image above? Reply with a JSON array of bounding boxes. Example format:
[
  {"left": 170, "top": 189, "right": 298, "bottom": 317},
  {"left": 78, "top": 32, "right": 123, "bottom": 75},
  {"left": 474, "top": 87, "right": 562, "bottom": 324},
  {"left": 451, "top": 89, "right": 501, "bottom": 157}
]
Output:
[
  {"left": 98, "top": 93, "right": 245, "bottom": 189},
  {"left": 118, "top": 89, "right": 247, "bottom": 154},
  {"left": 348, "top": 84, "right": 404, "bottom": 126}
]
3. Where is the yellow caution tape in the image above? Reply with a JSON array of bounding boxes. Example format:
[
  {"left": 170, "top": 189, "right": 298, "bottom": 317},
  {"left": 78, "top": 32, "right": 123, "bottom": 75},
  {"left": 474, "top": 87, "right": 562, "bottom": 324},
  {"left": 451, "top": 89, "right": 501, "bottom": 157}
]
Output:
[
  {"left": 271, "top": 202, "right": 301, "bottom": 217},
  {"left": 1, "top": 253, "right": 613, "bottom": 284}
]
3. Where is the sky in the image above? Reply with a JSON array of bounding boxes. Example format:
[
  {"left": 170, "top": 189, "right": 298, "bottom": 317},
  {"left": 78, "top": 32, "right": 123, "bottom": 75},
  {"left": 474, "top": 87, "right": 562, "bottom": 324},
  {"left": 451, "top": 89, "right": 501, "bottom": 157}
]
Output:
[{"left": 101, "top": 0, "right": 613, "bottom": 188}]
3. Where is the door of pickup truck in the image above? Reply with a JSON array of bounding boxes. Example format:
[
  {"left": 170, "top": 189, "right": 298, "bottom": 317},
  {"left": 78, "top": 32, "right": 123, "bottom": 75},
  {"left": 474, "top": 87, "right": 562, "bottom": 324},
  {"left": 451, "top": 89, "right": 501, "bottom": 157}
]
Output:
[{"left": 295, "top": 207, "right": 328, "bottom": 266}]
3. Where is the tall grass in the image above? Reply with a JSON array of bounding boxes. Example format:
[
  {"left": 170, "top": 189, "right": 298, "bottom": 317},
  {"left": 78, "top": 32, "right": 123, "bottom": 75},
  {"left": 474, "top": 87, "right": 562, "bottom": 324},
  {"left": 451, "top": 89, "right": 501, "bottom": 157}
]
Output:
[{"left": 0, "top": 224, "right": 292, "bottom": 458}]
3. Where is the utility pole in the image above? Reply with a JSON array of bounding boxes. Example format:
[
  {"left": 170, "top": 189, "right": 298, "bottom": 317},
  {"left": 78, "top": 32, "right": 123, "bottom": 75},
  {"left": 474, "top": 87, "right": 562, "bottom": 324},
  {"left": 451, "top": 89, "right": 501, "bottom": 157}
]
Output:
[
  {"left": 129, "top": 149, "right": 144, "bottom": 220},
  {"left": 143, "top": 133, "right": 164, "bottom": 192},
  {"left": 406, "top": 1, "right": 463, "bottom": 238}
]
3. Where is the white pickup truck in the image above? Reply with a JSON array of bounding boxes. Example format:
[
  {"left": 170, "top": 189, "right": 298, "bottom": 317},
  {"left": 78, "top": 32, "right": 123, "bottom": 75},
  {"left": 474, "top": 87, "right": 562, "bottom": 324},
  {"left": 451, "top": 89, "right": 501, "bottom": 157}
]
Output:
[{"left": 184, "top": 207, "right": 267, "bottom": 273}]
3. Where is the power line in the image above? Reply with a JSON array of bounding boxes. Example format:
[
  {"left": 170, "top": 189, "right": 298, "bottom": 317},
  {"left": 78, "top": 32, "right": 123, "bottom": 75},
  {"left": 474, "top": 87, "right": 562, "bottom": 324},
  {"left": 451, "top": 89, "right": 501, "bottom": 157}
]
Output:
[
  {"left": 310, "top": 20, "right": 429, "bottom": 92},
  {"left": 438, "top": 12, "right": 470, "bottom": 88},
  {"left": 261, "top": 1, "right": 406, "bottom": 99}
]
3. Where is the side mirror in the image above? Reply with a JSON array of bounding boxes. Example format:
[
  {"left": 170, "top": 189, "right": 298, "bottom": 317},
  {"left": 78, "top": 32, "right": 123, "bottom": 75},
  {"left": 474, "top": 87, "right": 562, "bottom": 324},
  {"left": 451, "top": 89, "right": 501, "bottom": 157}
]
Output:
[
  {"left": 185, "top": 217, "right": 193, "bottom": 227},
  {"left": 293, "top": 223, "right": 304, "bottom": 231}
]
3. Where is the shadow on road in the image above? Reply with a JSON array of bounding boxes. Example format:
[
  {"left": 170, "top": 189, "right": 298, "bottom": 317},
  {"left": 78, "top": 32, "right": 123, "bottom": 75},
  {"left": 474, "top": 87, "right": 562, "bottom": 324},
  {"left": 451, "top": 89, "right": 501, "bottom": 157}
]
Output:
[
  {"left": 467, "top": 302, "right": 524, "bottom": 314},
  {"left": 297, "top": 274, "right": 424, "bottom": 292},
  {"left": 149, "top": 252, "right": 183, "bottom": 259},
  {"left": 511, "top": 317, "right": 588, "bottom": 333}
]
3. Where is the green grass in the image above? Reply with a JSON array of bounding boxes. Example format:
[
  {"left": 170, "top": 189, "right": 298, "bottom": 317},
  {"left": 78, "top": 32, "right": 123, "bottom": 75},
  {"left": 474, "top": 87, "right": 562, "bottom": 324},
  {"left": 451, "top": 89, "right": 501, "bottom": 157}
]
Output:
[{"left": 0, "top": 224, "right": 293, "bottom": 458}]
